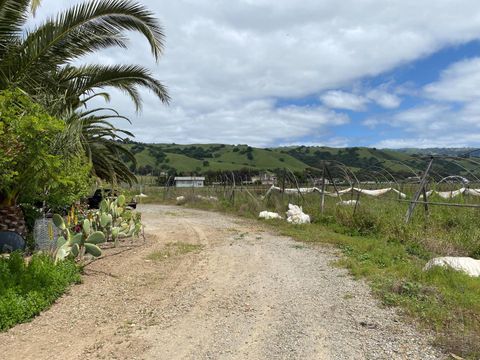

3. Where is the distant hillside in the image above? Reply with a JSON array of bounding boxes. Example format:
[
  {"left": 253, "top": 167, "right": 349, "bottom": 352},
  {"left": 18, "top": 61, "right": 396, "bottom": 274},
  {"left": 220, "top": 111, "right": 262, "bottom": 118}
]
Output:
[
  {"left": 395, "top": 148, "right": 479, "bottom": 157},
  {"left": 124, "top": 143, "right": 308, "bottom": 174},
  {"left": 122, "top": 142, "right": 480, "bottom": 179}
]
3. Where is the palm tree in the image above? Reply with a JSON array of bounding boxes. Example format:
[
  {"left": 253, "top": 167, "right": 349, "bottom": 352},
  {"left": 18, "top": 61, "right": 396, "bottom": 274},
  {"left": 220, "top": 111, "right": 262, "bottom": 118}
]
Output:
[
  {"left": 0, "top": 0, "right": 169, "bottom": 233},
  {"left": 0, "top": 0, "right": 169, "bottom": 179}
]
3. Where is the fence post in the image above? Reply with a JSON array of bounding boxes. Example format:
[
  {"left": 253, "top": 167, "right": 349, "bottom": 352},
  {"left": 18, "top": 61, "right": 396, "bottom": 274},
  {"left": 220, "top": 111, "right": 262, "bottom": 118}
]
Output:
[
  {"left": 405, "top": 157, "right": 434, "bottom": 223},
  {"left": 325, "top": 166, "right": 342, "bottom": 200},
  {"left": 320, "top": 162, "right": 326, "bottom": 214}
]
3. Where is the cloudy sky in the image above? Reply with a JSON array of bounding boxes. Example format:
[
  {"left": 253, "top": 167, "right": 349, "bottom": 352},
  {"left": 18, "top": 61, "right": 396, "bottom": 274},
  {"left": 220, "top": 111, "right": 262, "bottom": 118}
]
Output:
[{"left": 36, "top": 1, "right": 480, "bottom": 148}]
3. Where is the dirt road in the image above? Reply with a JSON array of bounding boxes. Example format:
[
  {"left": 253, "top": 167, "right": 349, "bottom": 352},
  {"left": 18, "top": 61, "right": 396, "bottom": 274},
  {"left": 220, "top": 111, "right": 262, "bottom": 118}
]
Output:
[{"left": 0, "top": 205, "right": 443, "bottom": 359}]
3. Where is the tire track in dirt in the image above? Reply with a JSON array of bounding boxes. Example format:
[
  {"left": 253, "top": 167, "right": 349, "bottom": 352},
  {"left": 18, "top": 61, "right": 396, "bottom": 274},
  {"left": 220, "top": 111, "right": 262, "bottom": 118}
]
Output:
[{"left": 0, "top": 205, "right": 444, "bottom": 359}]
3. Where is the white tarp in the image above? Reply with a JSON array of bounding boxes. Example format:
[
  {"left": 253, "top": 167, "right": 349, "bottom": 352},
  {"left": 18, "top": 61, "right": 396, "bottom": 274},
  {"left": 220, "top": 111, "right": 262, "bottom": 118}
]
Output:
[
  {"left": 424, "top": 257, "right": 480, "bottom": 277},
  {"left": 286, "top": 204, "right": 310, "bottom": 224},
  {"left": 419, "top": 190, "right": 434, "bottom": 199},
  {"left": 265, "top": 185, "right": 406, "bottom": 198},
  {"left": 196, "top": 195, "right": 218, "bottom": 201},
  {"left": 354, "top": 187, "right": 392, "bottom": 196},
  {"left": 176, "top": 196, "right": 186, "bottom": 204},
  {"left": 418, "top": 188, "right": 480, "bottom": 199},
  {"left": 391, "top": 188, "right": 407, "bottom": 199},
  {"left": 435, "top": 188, "right": 466, "bottom": 199},
  {"left": 337, "top": 200, "right": 359, "bottom": 206},
  {"left": 465, "top": 188, "right": 480, "bottom": 196},
  {"left": 328, "top": 187, "right": 407, "bottom": 198},
  {"left": 259, "top": 211, "right": 282, "bottom": 220},
  {"left": 284, "top": 187, "right": 320, "bottom": 194}
]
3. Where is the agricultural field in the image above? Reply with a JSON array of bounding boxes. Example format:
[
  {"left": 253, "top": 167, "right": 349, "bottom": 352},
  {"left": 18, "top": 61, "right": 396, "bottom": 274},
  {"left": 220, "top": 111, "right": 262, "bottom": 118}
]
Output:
[{"left": 142, "top": 183, "right": 480, "bottom": 358}]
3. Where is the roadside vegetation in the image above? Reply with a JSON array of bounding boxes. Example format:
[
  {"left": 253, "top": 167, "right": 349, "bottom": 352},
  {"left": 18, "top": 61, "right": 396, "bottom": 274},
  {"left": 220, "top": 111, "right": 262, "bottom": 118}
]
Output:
[
  {"left": 0, "top": 252, "right": 81, "bottom": 331},
  {"left": 0, "top": 0, "right": 166, "bottom": 330},
  {"left": 147, "top": 242, "right": 203, "bottom": 261},
  {"left": 155, "top": 186, "right": 480, "bottom": 358}
]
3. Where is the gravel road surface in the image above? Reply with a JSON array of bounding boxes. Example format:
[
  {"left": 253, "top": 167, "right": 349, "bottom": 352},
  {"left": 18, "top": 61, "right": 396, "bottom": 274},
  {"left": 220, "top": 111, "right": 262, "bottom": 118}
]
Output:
[{"left": 0, "top": 204, "right": 444, "bottom": 359}]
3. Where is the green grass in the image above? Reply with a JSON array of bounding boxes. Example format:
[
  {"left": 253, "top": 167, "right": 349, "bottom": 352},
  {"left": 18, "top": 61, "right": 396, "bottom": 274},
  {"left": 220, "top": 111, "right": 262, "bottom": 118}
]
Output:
[
  {"left": 146, "top": 242, "right": 203, "bottom": 261},
  {"left": 148, "top": 186, "right": 480, "bottom": 358},
  {"left": 0, "top": 252, "right": 81, "bottom": 331}
]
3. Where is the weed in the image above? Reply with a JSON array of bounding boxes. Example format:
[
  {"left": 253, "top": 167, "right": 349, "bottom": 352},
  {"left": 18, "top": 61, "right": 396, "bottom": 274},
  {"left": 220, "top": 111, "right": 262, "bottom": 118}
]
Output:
[{"left": 147, "top": 242, "right": 203, "bottom": 261}]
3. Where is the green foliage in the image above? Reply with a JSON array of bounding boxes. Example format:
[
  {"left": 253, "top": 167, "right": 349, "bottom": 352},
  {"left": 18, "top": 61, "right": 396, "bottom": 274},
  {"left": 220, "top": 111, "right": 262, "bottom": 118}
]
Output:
[
  {"left": 0, "top": 89, "right": 92, "bottom": 208},
  {"left": 0, "top": 89, "right": 63, "bottom": 205},
  {"left": 0, "top": 252, "right": 80, "bottom": 331},
  {"left": 0, "top": 0, "right": 169, "bottom": 186}
]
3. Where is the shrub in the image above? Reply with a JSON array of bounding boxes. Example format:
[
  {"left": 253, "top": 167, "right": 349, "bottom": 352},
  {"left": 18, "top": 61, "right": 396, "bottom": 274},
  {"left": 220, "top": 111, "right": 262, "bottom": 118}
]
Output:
[{"left": 0, "top": 252, "right": 81, "bottom": 331}]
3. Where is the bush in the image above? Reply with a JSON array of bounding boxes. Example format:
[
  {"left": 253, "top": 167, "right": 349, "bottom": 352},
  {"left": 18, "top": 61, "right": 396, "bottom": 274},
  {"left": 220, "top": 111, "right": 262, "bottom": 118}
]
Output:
[{"left": 0, "top": 252, "right": 81, "bottom": 331}]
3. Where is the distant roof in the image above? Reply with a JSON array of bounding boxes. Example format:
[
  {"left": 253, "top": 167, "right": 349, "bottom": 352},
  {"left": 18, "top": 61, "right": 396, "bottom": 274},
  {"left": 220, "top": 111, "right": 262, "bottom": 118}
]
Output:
[{"left": 174, "top": 177, "right": 205, "bottom": 181}]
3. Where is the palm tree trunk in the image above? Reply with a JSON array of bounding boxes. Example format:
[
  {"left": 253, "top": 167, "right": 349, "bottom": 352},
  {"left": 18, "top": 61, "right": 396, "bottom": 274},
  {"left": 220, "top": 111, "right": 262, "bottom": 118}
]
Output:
[{"left": 0, "top": 205, "right": 27, "bottom": 237}]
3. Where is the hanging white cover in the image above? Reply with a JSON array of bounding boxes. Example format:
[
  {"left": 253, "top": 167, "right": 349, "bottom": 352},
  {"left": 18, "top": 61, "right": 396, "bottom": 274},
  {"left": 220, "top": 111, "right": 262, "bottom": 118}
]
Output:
[
  {"left": 435, "top": 188, "right": 466, "bottom": 199},
  {"left": 424, "top": 257, "right": 480, "bottom": 277},
  {"left": 284, "top": 187, "right": 320, "bottom": 194},
  {"left": 353, "top": 187, "right": 392, "bottom": 196},
  {"left": 419, "top": 190, "right": 434, "bottom": 199},
  {"left": 391, "top": 188, "right": 407, "bottom": 199},
  {"left": 464, "top": 188, "right": 480, "bottom": 196}
]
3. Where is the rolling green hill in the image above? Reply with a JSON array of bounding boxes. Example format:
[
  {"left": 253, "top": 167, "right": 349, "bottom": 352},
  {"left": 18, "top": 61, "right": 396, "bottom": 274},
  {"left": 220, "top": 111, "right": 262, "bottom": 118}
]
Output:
[{"left": 122, "top": 142, "right": 480, "bottom": 179}]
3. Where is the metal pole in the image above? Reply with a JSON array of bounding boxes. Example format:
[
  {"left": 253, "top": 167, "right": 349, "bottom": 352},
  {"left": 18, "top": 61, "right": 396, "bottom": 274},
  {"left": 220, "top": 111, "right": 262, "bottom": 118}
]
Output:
[
  {"left": 405, "top": 157, "right": 434, "bottom": 223},
  {"left": 320, "top": 162, "right": 326, "bottom": 214}
]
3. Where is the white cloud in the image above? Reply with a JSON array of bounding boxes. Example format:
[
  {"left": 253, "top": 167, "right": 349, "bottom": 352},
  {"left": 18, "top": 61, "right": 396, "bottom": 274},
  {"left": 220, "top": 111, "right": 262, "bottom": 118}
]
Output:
[
  {"left": 367, "top": 89, "right": 401, "bottom": 109},
  {"left": 35, "top": 1, "right": 480, "bottom": 145},
  {"left": 370, "top": 101, "right": 480, "bottom": 148},
  {"left": 321, "top": 85, "right": 401, "bottom": 111},
  {"left": 424, "top": 57, "right": 480, "bottom": 102},
  {"left": 376, "top": 134, "right": 480, "bottom": 149},
  {"left": 320, "top": 90, "right": 368, "bottom": 111}
]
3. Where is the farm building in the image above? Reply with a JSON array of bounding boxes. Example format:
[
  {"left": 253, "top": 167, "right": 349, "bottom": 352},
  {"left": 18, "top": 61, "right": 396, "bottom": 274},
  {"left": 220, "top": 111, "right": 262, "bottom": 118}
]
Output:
[
  {"left": 251, "top": 172, "right": 277, "bottom": 185},
  {"left": 174, "top": 176, "right": 205, "bottom": 188}
]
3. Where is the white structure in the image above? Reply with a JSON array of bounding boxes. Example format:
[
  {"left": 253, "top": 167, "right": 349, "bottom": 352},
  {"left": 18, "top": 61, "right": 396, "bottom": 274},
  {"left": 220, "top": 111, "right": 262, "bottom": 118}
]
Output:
[
  {"left": 251, "top": 172, "right": 277, "bottom": 185},
  {"left": 174, "top": 176, "right": 205, "bottom": 188}
]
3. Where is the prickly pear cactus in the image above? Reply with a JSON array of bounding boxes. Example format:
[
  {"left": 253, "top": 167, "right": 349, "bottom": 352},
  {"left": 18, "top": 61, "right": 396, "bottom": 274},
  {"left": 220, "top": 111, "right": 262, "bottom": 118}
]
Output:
[
  {"left": 53, "top": 215, "right": 106, "bottom": 262},
  {"left": 90, "top": 194, "right": 143, "bottom": 247}
]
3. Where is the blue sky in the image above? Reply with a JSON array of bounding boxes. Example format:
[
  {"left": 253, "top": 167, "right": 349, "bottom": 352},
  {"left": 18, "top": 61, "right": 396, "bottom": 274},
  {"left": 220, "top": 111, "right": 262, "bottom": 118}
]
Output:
[
  {"left": 315, "top": 41, "right": 480, "bottom": 147},
  {"left": 39, "top": 1, "right": 480, "bottom": 148}
]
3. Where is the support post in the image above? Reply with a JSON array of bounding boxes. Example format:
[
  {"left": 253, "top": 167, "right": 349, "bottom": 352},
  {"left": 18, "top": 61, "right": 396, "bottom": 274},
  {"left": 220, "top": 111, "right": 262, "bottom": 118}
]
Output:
[
  {"left": 405, "top": 157, "right": 434, "bottom": 223},
  {"left": 320, "top": 162, "right": 326, "bottom": 214},
  {"left": 325, "top": 166, "right": 341, "bottom": 200},
  {"left": 422, "top": 185, "right": 429, "bottom": 216}
]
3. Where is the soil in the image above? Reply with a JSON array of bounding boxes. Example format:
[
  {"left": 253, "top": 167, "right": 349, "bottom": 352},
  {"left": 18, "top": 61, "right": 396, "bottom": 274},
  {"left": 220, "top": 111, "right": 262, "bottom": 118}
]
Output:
[{"left": 0, "top": 205, "right": 445, "bottom": 359}]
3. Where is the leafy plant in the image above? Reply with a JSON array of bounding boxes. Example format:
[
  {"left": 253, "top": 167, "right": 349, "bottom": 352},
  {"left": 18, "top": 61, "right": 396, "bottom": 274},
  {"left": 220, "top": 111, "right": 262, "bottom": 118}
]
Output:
[
  {"left": 52, "top": 214, "right": 105, "bottom": 262},
  {"left": 91, "top": 195, "right": 142, "bottom": 247},
  {"left": 0, "top": 251, "right": 80, "bottom": 331}
]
